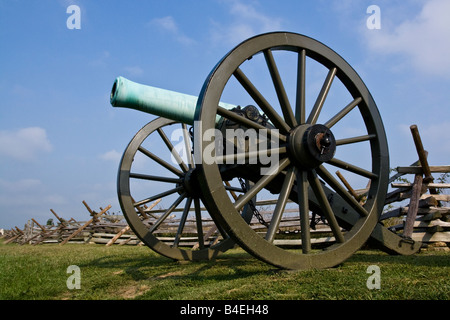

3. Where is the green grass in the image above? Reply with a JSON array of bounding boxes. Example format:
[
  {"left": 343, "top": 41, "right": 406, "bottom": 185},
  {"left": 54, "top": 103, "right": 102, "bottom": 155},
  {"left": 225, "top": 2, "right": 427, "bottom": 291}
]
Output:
[{"left": 0, "top": 239, "right": 448, "bottom": 300}]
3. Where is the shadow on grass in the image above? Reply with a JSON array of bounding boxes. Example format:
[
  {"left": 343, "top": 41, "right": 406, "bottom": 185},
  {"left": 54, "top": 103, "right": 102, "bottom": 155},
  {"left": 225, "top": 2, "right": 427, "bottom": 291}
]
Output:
[
  {"left": 77, "top": 248, "right": 274, "bottom": 283},
  {"left": 77, "top": 247, "right": 449, "bottom": 291},
  {"left": 347, "top": 250, "right": 450, "bottom": 268},
  {"left": 70, "top": 247, "right": 449, "bottom": 300}
]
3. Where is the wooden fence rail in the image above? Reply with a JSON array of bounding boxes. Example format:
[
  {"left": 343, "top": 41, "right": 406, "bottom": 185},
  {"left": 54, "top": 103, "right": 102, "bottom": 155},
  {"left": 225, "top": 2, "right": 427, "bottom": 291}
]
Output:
[{"left": 2, "top": 125, "right": 448, "bottom": 251}]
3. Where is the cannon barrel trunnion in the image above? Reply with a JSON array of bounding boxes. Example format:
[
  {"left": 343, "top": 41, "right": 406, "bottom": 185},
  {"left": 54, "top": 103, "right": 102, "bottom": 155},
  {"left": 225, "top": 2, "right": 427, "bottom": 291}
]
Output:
[{"left": 111, "top": 32, "right": 420, "bottom": 270}]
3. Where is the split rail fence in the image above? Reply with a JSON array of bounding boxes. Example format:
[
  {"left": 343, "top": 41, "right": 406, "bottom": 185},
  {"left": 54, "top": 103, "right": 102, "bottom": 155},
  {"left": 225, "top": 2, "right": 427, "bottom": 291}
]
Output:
[{"left": 2, "top": 125, "right": 449, "bottom": 250}]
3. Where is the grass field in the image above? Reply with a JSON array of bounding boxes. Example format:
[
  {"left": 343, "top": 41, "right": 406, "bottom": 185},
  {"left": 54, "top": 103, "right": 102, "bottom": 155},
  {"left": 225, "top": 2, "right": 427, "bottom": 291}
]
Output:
[{"left": 0, "top": 239, "right": 449, "bottom": 300}]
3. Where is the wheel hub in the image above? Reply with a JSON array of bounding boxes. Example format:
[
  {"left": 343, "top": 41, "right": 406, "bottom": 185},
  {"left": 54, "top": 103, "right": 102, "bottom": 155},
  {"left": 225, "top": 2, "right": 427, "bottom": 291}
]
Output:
[
  {"left": 178, "top": 168, "right": 201, "bottom": 198},
  {"left": 288, "top": 124, "right": 336, "bottom": 169}
]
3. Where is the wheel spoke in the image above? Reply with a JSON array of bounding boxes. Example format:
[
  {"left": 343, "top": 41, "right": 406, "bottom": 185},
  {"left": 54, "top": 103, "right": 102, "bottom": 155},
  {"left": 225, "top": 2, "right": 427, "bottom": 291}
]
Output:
[
  {"left": 215, "top": 146, "right": 287, "bottom": 164},
  {"left": 149, "top": 193, "right": 186, "bottom": 233},
  {"left": 327, "top": 157, "right": 378, "bottom": 180},
  {"left": 217, "top": 107, "right": 286, "bottom": 142},
  {"left": 264, "top": 49, "right": 297, "bottom": 128},
  {"left": 173, "top": 197, "right": 193, "bottom": 247},
  {"left": 295, "top": 49, "right": 306, "bottom": 124},
  {"left": 184, "top": 31, "right": 390, "bottom": 268},
  {"left": 133, "top": 186, "right": 184, "bottom": 207},
  {"left": 225, "top": 185, "right": 245, "bottom": 193},
  {"left": 307, "top": 67, "right": 337, "bottom": 124},
  {"left": 297, "top": 170, "right": 311, "bottom": 253},
  {"left": 138, "top": 146, "right": 183, "bottom": 177},
  {"left": 157, "top": 127, "right": 189, "bottom": 173},
  {"left": 193, "top": 198, "right": 205, "bottom": 249},
  {"left": 335, "top": 134, "right": 376, "bottom": 146},
  {"left": 233, "top": 67, "right": 291, "bottom": 133},
  {"left": 308, "top": 170, "right": 345, "bottom": 243},
  {"left": 129, "top": 173, "right": 181, "bottom": 184},
  {"left": 324, "top": 97, "right": 362, "bottom": 129},
  {"left": 225, "top": 180, "right": 241, "bottom": 200},
  {"left": 234, "top": 158, "right": 290, "bottom": 211},
  {"left": 265, "top": 166, "right": 296, "bottom": 242},
  {"left": 182, "top": 123, "right": 194, "bottom": 168},
  {"left": 316, "top": 165, "right": 369, "bottom": 217}
]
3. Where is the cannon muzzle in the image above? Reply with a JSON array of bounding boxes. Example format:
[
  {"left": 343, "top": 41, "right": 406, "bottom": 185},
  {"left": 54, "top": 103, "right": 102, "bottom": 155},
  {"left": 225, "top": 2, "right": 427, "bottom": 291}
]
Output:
[{"left": 110, "top": 76, "right": 236, "bottom": 125}]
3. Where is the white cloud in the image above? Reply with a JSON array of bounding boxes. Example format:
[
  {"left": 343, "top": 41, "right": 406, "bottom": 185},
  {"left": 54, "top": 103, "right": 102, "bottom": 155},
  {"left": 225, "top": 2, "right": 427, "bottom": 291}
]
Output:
[
  {"left": 89, "top": 51, "right": 111, "bottom": 67},
  {"left": 210, "top": 0, "right": 283, "bottom": 46},
  {"left": 152, "top": 16, "right": 178, "bottom": 33},
  {"left": 395, "top": 121, "right": 450, "bottom": 165},
  {"left": 0, "top": 178, "right": 66, "bottom": 208},
  {"left": 414, "top": 121, "right": 450, "bottom": 155},
  {"left": 99, "top": 149, "right": 121, "bottom": 162},
  {"left": 150, "top": 16, "right": 196, "bottom": 45},
  {"left": 43, "top": 194, "right": 67, "bottom": 205},
  {"left": 0, "top": 127, "right": 52, "bottom": 161},
  {"left": 365, "top": 0, "right": 450, "bottom": 77},
  {"left": 0, "top": 178, "right": 42, "bottom": 192},
  {"left": 123, "top": 66, "right": 144, "bottom": 77}
]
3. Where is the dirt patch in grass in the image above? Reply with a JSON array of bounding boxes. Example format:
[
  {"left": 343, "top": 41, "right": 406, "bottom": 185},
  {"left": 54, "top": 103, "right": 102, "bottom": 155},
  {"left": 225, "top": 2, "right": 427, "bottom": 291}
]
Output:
[{"left": 117, "top": 284, "right": 151, "bottom": 299}]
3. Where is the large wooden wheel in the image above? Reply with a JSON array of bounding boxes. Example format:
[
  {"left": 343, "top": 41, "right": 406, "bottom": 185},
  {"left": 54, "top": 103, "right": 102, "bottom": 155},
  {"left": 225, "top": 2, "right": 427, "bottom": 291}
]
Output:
[
  {"left": 195, "top": 32, "right": 390, "bottom": 269},
  {"left": 117, "top": 117, "right": 253, "bottom": 261}
]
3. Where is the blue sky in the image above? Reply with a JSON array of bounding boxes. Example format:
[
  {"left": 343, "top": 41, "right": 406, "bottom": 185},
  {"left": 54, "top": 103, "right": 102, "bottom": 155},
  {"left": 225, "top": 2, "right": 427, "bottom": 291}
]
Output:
[{"left": 1, "top": 0, "right": 449, "bottom": 229}]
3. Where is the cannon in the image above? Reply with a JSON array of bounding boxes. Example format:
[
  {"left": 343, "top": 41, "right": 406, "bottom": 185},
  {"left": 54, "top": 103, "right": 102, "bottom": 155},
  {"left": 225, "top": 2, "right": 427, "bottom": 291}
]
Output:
[{"left": 111, "top": 32, "right": 421, "bottom": 269}]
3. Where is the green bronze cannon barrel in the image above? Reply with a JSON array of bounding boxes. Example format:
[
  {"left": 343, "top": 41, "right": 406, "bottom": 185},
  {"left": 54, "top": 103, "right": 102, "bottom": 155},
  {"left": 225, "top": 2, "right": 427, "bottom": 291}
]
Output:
[{"left": 110, "top": 76, "right": 236, "bottom": 125}]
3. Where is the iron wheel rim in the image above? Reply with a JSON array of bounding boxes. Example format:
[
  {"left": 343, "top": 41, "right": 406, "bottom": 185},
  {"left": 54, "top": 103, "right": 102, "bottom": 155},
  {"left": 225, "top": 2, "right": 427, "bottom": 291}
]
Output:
[
  {"left": 195, "top": 32, "right": 389, "bottom": 269},
  {"left": 118, "top": 117, "right": 240, "bottom": 261}
]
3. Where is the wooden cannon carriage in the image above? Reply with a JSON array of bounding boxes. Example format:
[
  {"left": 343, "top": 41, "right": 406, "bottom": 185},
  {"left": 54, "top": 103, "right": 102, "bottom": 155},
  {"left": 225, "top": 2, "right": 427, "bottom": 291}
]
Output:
[{"left": 110, "top": 32, "right": 427, "bottom": 269}]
